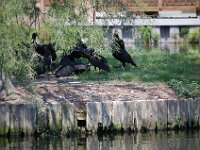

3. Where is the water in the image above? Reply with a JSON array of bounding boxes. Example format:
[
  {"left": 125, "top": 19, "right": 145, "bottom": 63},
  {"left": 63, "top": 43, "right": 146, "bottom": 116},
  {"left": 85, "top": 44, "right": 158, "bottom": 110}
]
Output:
[{"left": 1, "top": 131, "right": 200, "bottom": 150}]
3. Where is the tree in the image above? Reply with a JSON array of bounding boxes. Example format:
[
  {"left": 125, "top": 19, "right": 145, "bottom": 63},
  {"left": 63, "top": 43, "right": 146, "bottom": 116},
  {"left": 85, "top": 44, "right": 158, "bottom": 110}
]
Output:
[
  {"left": 0, "top": 0, "right": 35, "bottom": 98},
  {"left": 37, "top": 0, "right": 142, "bottom": 53},
  {"left": 0, "top": 0, "right": 143, "bottom": 98},
  {"left": 38, "top": 0, "right": 106, "bottom": 54}
]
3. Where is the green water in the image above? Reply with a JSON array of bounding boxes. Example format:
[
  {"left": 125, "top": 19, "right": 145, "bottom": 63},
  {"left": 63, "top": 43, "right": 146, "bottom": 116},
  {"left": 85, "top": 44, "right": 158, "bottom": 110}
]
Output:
[{"left": 0, "top": 131, "right": 200, "bottom": 150}]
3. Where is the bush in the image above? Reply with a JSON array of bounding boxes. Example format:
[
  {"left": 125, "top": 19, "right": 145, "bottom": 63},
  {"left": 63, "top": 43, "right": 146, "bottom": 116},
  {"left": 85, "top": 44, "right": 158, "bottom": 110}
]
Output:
[
  {"left": 180, "top": 27, "right": 189, "bottom": 38},
  {"left": 139, "top": 26, "right": 152, "bottom": 45},
  {"left": 152, "top": 32, "right": 159, "bottom": 45},
  {"left": 188, "top": 27, "right": 200, "bottom": 43},
  {"left": 168, "top": 78, "right": 200, "bottom": 98}
]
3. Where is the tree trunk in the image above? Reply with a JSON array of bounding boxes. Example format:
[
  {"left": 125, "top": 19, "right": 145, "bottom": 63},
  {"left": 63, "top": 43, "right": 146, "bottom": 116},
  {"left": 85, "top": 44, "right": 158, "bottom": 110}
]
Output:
[{"left": 0, "top": 71, "right": 16, "bottom": 99}]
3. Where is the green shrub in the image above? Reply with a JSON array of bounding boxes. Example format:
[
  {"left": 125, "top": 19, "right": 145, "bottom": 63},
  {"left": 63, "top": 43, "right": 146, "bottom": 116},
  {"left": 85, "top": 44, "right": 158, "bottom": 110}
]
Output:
[
  {"left": 139, "top": 26, "right": 152, "bottom": 45},
  {"left": 168, "top": 79, "right": 200, "bottom": 98},
  {"left": 152, "top": 32, "right": 159, "bottom": 45},
  {"left": 180, "top": 27, "right": 189, "bottom": 38},
  {"left": 188, "top": 27, "right": 200, "bottom": 43}
]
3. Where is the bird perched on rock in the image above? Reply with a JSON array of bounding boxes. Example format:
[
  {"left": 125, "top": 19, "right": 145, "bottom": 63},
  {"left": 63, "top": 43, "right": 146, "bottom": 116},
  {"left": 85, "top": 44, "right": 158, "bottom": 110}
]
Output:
[
  {"left": 55, "top": 37, "right": 91, "bottom": 77},
  {"left": 55, "top": 54, "right": 90, "bottom": 77},
  {"left": 111, "top": 32, "right": 138, "bottom": 68}
]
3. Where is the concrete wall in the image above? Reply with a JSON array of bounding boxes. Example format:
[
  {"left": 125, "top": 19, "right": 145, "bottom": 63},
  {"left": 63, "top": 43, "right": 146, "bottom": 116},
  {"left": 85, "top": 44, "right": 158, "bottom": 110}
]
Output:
[
  {"left": 0, "top": 102, "right": 75, "bottom": 136},
  {"left": 0, "top": 104, "right": 36, "bottom": 135},
  {"left": 87, "top": 99, "right": 200, "bottom": 132},
  {"left": 0, "top": 98, "right": 200, "bottom": 135}
]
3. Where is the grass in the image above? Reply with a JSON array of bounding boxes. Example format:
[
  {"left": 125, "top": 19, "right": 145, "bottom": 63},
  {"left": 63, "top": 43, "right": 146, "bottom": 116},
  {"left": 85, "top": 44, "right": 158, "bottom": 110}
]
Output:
[{"left": 73, "top": 48, "right": 200, "bottom": 98}]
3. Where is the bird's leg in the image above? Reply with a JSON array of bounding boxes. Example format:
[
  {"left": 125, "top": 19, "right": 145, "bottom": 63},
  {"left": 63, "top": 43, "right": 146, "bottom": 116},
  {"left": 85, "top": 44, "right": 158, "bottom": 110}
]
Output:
[{"left": 122, "top": 63, "right": 126, "bottom": 68}]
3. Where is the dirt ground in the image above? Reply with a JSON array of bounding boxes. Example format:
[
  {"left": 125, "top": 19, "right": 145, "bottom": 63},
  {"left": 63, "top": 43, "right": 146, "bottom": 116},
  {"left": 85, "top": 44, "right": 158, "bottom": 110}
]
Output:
[{"left": 1, "top": 77, "right": 178, "bottom": 109}]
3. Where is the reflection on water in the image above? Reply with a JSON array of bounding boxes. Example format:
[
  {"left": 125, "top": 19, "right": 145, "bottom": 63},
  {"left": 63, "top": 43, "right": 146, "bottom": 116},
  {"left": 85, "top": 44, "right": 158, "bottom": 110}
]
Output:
[
  {"left": 133, "top": 43, "right": 200, "bottom": 53},
  {"left": 0, "top": 131, "right": 200, "bottom": 150}
]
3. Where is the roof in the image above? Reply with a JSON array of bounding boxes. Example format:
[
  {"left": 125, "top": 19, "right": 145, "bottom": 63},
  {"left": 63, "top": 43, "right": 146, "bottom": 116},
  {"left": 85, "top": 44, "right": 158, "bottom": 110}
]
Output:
[{"left": 94, "top": 18, "right": 200, "bottom": 26}]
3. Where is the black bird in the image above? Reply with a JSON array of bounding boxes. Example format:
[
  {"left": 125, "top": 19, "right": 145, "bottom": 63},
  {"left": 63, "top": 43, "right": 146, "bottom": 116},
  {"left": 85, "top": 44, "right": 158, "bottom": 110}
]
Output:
[
  {"left": 84, "top": 48, "right": 110, "bottom": 72},
  {"left": 74, "top": 37, "right": 88, "bottom": 51},
  {"left": 55, "top": 38, "right": 91, "bottom": 77},
  {"left": 31, "top": 33, "right": 57, "bottom": 61},
  {"left": 55, "top": 55, "right": 77, "bottom": 77},
  {"left": 55, "top": 54, "right": 90, "bottom": 77},
  {"left": 68, "top": 38, "right": 88, "bottom": 61},
  {"left": 31, "top": 32, "right": 37, "bottom": 43},
  {"left": 111, "top": 33, "right": 138, "bottom": 68},
  {"left": 31, "top": 33, "right": 57, "bottom": 75},
  {"left": 44, "top": 43, "right": 57, "bottom": 61}
]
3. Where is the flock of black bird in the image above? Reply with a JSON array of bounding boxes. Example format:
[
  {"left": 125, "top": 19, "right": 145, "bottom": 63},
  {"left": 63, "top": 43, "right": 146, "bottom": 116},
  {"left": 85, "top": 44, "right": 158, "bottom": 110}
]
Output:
[{"left": 31, "top": 32, "right": 138, "bottom": 78}]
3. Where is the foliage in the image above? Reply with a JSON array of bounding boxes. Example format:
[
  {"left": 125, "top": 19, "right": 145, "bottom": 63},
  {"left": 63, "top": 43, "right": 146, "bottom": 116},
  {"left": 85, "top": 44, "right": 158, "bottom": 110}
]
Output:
[
  {"left": 139, "top": 26, "right": 152, "bottom": 45},
  {"left": 180, "top": 26, "right": 189, "bottom": 39},
  {"left": 0, "top": 25, "right": 33, "bottom": 79},
  {"left": 0, "top": 0, "right": 36, "bottom": 97},
  {"left": 36, "top": 0, "right": 139, "bottom": 55},
  {"left": 48, "top": 0, "right": 88, "bottom": 21},
  {"left": 152, "top": 32, "right": 159, "bottom": 45},
  {"left": 0, "top": 0, "right": 41, "bottom": 28},
  {"left": 188, "top": 27, "right": 200, "bottom": 43},
  {"left": 37, "top": 1, "right": 105, "bottom": 54},
  {"left": 168, "top": 79, "right": 200, "bottom": 98},
  {"left": 95, "top": 0, "right": 127, "bottom": 12}
]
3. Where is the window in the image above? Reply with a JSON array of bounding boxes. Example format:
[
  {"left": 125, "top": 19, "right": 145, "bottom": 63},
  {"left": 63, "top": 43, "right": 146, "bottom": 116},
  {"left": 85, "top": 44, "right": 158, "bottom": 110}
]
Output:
[
  {"left": 160, "top": 26, "right": 170, "bottom": 39},
  {"left": 122, "top": 26, "right": 133, "bottom": 39}
]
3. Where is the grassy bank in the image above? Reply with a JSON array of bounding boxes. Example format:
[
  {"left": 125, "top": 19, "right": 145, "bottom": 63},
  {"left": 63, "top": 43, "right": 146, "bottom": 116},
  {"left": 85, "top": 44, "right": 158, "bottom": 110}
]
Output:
[{"left": 75, "top": 49, "right": 200, "bottom": 98}]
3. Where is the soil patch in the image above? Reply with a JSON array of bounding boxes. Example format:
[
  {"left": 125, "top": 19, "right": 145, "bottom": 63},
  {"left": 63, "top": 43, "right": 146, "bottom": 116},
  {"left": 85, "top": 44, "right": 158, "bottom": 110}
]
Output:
[{"left": 1, "top": 77, "right": 178, "bottom": 110}]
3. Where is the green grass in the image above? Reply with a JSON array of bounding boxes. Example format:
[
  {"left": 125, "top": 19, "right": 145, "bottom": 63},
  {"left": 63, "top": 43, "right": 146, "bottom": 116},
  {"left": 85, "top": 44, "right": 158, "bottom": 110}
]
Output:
[{"left": 74, "top": 49, "right": 200, "bottom": 98}]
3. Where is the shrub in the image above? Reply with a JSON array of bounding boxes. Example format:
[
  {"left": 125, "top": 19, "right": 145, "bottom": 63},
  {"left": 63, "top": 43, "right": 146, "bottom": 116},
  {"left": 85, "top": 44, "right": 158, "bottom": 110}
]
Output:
[
  {"left": 168, "top": 79, "right": 200, "bottom": 98},
  {"left": 188, "top": 27, "right": 200, "bottom": 43},
  {"left": 139, "top": 26, "right": 152, "bottom": 45}
]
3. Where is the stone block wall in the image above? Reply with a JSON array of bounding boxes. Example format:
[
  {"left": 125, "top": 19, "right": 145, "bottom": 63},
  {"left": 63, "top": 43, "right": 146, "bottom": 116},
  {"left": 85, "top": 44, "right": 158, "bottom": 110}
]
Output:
[
  {"left": 0, "top": 102, "right": 75, "bottom": 135},
  {"left": 0, "top": 98, "right": 200, "bottom": 135},
  {"left": 87, "top": 98, "right": 200, "bottom": 132}
]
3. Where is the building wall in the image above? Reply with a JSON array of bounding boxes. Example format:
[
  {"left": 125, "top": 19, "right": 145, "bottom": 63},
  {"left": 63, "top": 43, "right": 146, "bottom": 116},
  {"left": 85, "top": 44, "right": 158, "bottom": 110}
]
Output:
[
  {"left": 97, "top": 0, "right": 198, "bottom": 13},
  {"left": 103, "top": 25, "right": 199, "bottom": 49}
]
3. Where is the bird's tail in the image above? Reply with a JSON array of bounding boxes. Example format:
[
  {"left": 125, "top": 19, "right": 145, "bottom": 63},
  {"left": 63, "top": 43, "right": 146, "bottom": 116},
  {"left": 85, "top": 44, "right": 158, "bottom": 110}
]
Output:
[{"left": 131, "top": 60, "right": 138, "bottom": 67}]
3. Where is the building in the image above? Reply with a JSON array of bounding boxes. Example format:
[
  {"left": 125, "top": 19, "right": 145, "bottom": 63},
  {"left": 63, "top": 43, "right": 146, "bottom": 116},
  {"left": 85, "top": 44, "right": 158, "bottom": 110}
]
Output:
[
  {"left": 37, "top": 0, "right": 200, "bottom": 49},
  {"left": 95, "top": 0, "right": 200, "bottom": 49}
]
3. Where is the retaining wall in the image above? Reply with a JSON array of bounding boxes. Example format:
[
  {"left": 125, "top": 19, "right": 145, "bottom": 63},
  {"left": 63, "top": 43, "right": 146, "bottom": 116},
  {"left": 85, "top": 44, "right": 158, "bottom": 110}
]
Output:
[
  {"left": 0, "top": 102, "right": 75, "bottom": 136},
  {"left": 0, "top": 98, "right": 200, "bottom": 135},
  {"left": 87, "top": 99, "right": 200, "bottom": 132}
]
